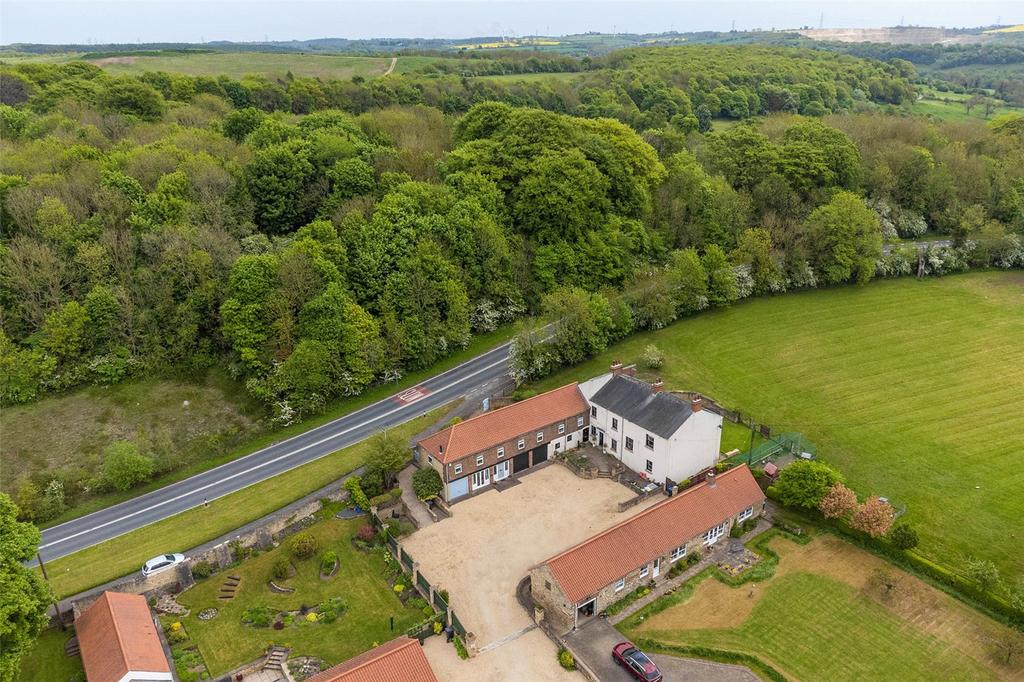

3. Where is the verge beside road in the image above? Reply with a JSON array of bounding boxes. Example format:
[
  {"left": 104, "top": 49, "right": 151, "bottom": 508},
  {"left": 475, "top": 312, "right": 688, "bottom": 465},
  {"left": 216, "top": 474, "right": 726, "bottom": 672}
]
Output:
[{"left": 38, "top": 408, "right": 447, "bottom": 599}]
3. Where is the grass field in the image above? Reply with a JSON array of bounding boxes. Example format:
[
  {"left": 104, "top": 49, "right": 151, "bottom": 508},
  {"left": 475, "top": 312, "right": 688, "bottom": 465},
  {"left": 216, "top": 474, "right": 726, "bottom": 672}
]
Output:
[
  {"left": 911, "top": 87, "right": 1021, "bottom": 123},
  {"left": 38, "top": 407, "right": 447, "bottom": 599},
  {"left": 16, "top": 627, "right": 83, "bottom": 682},
  {"left": 534, "top": 272, "right": 1024, "bottom": 582},
  {"left": 88, "top": 52, "right": 394, "bottom": 80},
  {"left": 627, "top": 534, "right": 1023, "bottom": 680},
  {"left": 174, "top": 517, "right": 421, "bottom": 674},
  {"left": 0, "top": 51, "right": 465, "bottom": 80}
]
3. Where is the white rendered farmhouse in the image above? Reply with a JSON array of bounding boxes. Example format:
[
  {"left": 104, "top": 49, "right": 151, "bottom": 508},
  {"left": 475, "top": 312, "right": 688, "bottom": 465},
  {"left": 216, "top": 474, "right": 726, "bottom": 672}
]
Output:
[{"left": 578, "top": 362, "right": 723, "bottom": 486}]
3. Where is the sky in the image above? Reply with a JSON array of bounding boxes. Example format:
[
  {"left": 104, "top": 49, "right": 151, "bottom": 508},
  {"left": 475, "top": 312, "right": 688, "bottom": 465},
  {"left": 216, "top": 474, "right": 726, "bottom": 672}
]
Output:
[{"left": 2, "top": 0, "right": 1021, "bottom": 45}]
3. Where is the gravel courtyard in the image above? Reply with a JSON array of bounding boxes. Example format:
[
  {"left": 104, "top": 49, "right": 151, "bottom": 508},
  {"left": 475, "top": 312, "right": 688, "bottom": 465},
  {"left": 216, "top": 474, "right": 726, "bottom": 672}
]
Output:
[{"left": 402, "top": 463, "right": 661, "bottom": 649}]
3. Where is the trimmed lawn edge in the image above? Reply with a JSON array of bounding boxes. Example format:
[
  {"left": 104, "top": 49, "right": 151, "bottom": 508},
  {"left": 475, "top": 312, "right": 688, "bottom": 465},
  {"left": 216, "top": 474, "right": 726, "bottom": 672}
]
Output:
[
  {"left": 38, "top": 323, "right": 519, "bottom": 528},
  {"left": 633, "top": 639, "right": 788, "bottom": 682},
  {"left": 770, "top": 505, "right": 1024, "bottom": 631}
]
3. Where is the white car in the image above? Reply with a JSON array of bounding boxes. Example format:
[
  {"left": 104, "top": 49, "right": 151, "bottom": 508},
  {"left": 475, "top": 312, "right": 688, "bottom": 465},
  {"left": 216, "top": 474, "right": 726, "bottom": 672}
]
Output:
[{"left": 142, "top": 553, "right": 186, "bottom": 577}]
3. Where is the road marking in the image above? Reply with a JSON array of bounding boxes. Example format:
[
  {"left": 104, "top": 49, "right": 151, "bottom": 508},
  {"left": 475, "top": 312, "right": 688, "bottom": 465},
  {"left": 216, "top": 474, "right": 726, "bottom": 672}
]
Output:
[
  {"left": 40, "top": 340, "right": 515, "bottom": 537},
  {"left": 394, "top": 385, "right": 430, "bottom": 404},
  {"left": 38, "top": 356, "right": 510, "bottom": 551}
]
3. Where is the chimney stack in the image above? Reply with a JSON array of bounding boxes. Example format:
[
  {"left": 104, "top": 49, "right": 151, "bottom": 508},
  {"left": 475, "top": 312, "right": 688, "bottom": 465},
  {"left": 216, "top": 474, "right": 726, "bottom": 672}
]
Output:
[
  {"left": 691, "top": 396, "right": 703, "bottom": 412},
  {"left": 610, "top": 360, "right": 623, "bottom": 376},
  {"left": 651, "top": 378, "right": 664, "bottom": 394},
  {"left": 705, "top": 470, "right": 716, "bottom": 488}
]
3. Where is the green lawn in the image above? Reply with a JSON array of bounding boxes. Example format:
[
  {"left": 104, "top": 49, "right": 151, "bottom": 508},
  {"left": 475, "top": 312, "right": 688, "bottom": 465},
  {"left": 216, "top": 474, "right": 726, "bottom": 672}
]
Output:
[
  {"left": 39, "top": 407, "right": 447, "bottom": 598},
  {"left": 175, "top": 517, "right": 421, "bottom": 674},
  {"left": 910, "top": 88, "right": 1021, "bottom": 123},
  {"left": 637, "top": 571, "right": 996, "bottom": 680},
  {"left": 16, "top": 627, "right": 83, "bottom": 682},
  {"left": 534, "top": 272, "right": 1024, "bottom": 581}
]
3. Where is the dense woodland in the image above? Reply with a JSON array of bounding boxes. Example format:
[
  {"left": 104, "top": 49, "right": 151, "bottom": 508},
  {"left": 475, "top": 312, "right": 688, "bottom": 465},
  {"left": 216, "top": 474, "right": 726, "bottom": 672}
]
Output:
[{"left": 2, "top": 45, "right": 1023, "bottom": 443}]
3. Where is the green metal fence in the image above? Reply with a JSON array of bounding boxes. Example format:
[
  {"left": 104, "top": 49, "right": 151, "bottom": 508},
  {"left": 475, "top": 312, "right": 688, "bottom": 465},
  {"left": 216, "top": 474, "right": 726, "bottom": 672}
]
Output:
[
  {"left": 451, "top": 610, "right": 466, "bottom": 637},
  {"left": 728, "top": 432, "right": 817, "bottom": 466},
  {"left": 401, "top": 546, "right": 414, "bottom": 570},
  {"left": 433, "top": 590, "right": 448, "bottom": 617},
  {"left": 417, "top": 571, "right": 430, "bottom": 593}
]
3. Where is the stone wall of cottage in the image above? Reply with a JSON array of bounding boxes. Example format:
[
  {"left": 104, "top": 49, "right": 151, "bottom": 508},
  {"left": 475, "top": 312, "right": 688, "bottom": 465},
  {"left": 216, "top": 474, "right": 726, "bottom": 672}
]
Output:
[{"left": 532, "top": 505, "right": 763, "bottom": 634}]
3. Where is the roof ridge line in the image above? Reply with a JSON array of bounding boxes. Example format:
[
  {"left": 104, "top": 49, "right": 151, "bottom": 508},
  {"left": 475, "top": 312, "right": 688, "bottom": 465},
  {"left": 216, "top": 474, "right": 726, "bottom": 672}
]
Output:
[
  {"left": 542, "top": 465, "right": 751, "bottom": 566},
  {"left": 104, "top": 593, "right": 131, "bottom": 671},
  {"left": 446, "top": 382, "right": 580, "bottom": 429}
]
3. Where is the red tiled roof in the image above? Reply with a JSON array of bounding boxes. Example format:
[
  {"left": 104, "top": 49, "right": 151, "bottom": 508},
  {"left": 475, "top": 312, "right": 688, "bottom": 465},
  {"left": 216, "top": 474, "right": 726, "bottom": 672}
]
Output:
[
  {"left": 75, "top": 591, "right": 171, "bottom": 682},
  {"left": 417, "top": 383, "right": 588, "bottom": 464},
  {"left": 543, "top": 465, "right": 765, "bottom": 603},
  {"left": 307, "top": 637, "right": 437, "bottom": 682}
]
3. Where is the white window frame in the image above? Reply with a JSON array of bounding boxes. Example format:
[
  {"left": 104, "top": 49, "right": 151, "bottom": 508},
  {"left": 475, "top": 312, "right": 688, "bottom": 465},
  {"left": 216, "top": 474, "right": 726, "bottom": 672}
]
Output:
[
  {"left": 453, "top": 464, "right": 463, "bottom": 475},
  {"left": 611, "top": 417, "right": 618, "bottom": 431},
  {"left": 611, "top": 439, "right": 618, "bottom": 451},
  {"left": 471, "top": 468, "right": 490, "bottom": 490},
  {"left": 427, "top": 455, "right": 433, "bottom": 464},
  {"left": 567, "top": 433, "right": 574, "bottom": 442},
  {"left": 670, "top": 544, "right": 687, "bottom": 562},
  {"left": 704, "top": 523, "right": 727, "bottom": 544},
  {"left": 497, "top": 446, "right": 504, "bottom": 459},
  {"left": 536, "top": 431, "right": 544, "bottom": 443},
  {"left": 518, "top": 439, "right": 525, "bottom": 450},
  {"left": 639, "top": 564, "right": 649, "bottom": 578},
  {"left": 738, "top": 506, "right": 753, "bottom": 522},
  {"left": 476, "top": 455, "right": 484, "bottom": 467},
  {"left": 645, "top": 459, "right": 653, "bottom": 474},
  {"left": 577, "top": 416, "right": 584, "bottom": 427},
  {"left": 614, "top": 577, "right": 626, "bottom": 592},
  {"left": 558, "top": 423, "right": 565, "bottom": 435},
  {"left": 625, "top": 436, "right": 633, "bottom": 452},
  {"left": 645, "top": 434, "right": 655, "bottom": 449},
  {"left": 591, "top": 405, "right": 597, "bottom": 417}
]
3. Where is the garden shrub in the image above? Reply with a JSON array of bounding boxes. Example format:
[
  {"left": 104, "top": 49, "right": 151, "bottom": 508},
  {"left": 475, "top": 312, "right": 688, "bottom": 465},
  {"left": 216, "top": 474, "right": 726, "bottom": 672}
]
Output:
[
  {"left": 558, "top": 647, "right": 576, "bottom": 670},
  {"left": 271, "top": 558, "right": 291, "bottom": 581},
  {"left": 453, "top": 635, "right": 469, "bottom": 660},
  {"left": 641, "top": 344, "right": 664, "bottom": 369},
  {"left": 241, "top": 605, "right": 275, "bottom": 627},
  {"left": 289, "top": 531, "right": 319, "bottom": 560},
  {"left": 190, "top": 560, "right": 214, "bottom": 579},
  {"left": 320, "top": 550, "right": 339, "bottom": 573},
  {"left": 888, "top": 523, "right": 919, "bottom": 550},
  {"left": 355, "top": 523, "right": 376, "bottom": 542},
  {"left": 343, "top": 476, "right": 371, "bottom": 510},
  {"left": 770, "top": 460, "right": 843, "bottom": 509},
  {"left": 412, "top": 467, "right": 443, "bottom": 500}
]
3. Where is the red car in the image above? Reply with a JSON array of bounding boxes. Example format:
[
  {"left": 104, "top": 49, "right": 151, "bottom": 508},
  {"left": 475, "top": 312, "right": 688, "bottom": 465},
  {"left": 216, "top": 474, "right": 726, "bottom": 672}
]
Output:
[{"left": 612, "top": 641, "right": 663, "bottom": 681}]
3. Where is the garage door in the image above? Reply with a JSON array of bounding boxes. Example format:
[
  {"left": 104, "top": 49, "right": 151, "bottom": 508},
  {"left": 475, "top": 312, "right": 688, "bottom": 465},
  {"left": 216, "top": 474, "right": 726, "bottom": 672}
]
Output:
[
  {"left": 531, "top": 444, "right": 548, "bottom": 466},
  {"left": 447, "top": 476, "right": 469, "bottom": 500},
  {"left": 512, "top": 452, "right": 530, "bottom": 474}
]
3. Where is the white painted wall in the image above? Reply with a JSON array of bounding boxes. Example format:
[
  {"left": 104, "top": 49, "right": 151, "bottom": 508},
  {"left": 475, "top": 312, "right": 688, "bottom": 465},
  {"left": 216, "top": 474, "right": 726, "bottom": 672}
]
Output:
[{"left": 581, "top": 373, "right": 723, "bottom": 484}]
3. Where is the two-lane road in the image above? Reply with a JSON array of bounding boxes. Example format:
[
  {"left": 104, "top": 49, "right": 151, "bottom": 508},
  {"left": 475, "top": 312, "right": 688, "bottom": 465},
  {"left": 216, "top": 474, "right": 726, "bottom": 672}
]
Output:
[{"left": 37, "top": 339, "right": 514, "bottom": 563}]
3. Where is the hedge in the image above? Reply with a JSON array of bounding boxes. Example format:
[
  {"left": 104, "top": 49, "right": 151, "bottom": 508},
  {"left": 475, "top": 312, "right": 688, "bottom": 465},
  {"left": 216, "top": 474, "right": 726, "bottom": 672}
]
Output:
[
  {"left": 634, "top": 639, "right": 788, "bottom": 682},
  {"left": 368, "top": 488, "right": 402, "bottom": 508},
  {"left": 772, "top": 502, "right": 1023, "bottom": 630}
]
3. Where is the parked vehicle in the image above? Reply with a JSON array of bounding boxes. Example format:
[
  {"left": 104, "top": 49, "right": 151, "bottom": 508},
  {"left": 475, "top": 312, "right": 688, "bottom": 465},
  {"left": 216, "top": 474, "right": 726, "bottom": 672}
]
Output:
[
  {"left": 612, "top": 641, "right": 663, "bottom": 682},
  {"left": 142, "top": 553, "right": 186, "bottom": 577}
]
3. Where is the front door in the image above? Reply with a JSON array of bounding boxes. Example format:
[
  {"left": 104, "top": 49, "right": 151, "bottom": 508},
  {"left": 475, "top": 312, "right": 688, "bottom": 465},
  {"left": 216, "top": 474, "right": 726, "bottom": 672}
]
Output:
[
  {"left": 597, "top": 430, "right": 605, "bottom": 447},
  {"left": 653, "top": 557, "right": 661, "bottom": 578},
  {"left": 471, "top": 467, "right": 490, "bottom": 490},
  {"left": 494, "top": 460, "right": 510, "bottom": 481}
]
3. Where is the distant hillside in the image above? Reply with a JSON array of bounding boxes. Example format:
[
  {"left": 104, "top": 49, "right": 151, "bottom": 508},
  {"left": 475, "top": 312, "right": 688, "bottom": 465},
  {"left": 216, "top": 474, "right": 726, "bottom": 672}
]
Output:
[{"left": 796, "top": 26, "right": 992, "bottom": 45}]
